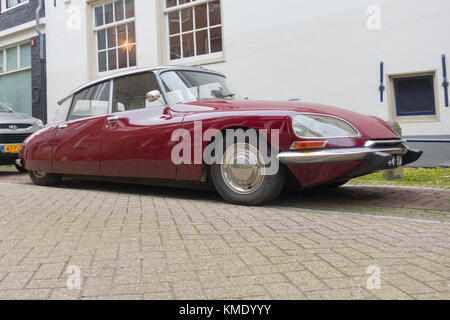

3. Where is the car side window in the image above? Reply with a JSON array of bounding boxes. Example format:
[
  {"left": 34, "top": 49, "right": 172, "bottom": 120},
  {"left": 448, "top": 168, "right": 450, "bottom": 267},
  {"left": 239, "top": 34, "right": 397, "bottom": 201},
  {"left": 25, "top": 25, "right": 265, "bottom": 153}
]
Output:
[
  {"left": 113, "top": 72, "right": 164, "bottom": 112},
  {"left": 68, "top": 81, "right": 111, "bottom": 121}
]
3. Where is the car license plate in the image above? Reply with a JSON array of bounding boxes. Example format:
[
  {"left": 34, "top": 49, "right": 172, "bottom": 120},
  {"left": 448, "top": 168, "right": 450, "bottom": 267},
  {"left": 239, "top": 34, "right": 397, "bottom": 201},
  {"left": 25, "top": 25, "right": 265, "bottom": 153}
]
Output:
[
  {"left": 1, "top": 145, "right": 22, "bottom": 153},
  {"left": 387, "top": 155, "right": 403, "bottom": 168}
]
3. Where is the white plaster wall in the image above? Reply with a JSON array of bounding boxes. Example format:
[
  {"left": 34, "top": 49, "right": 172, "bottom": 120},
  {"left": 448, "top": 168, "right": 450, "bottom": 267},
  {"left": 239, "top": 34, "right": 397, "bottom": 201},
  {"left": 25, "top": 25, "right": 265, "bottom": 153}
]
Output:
[{"left": 45, "top": 0, "right": 90, "bottom": 122}]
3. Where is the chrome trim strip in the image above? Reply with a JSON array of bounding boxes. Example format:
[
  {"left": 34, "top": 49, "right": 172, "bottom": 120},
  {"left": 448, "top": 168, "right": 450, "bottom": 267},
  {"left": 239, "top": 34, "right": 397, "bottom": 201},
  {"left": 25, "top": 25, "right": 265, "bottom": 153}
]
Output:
[
  {"left": 277, "top": 146, "right": 408, "bottom": 164},
  {"left": 364, "top": 139, "right": 407, "bottom": 147},
  {"left": 0, "top": 124, "right": 41, "bottom": 134}
]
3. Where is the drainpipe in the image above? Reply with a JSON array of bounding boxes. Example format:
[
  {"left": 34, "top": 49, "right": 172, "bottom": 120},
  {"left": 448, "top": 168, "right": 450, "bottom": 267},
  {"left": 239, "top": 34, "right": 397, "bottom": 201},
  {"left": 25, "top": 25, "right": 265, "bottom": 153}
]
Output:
[{"left": 36, "top": 0, "right": 46, "bottom": 123}]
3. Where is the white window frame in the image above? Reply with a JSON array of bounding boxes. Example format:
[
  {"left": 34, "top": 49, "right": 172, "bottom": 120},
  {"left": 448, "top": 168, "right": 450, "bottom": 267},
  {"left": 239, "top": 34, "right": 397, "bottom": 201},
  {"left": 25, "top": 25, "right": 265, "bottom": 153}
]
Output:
[
  {"left": 0, "top": 41, "right": 32, "bottom": 76},
  {"left": 0, "top": 0, "right": 29, "bottom": 14},
  {"left": 163, "top": 0, "right": 224, "bottom": 66},
  {"left": 387, "top": 70, "right": 441, "bottom": 123},
  {"left": 92, "top": 0, "right": 137, "bottom": 75}
]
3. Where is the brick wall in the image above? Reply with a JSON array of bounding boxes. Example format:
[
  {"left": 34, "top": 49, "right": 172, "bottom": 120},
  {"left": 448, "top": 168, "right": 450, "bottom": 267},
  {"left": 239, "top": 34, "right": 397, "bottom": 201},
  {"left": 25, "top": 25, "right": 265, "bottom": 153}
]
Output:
[{"left": 0, "top": 0, "right": 45, "bottom": 32}]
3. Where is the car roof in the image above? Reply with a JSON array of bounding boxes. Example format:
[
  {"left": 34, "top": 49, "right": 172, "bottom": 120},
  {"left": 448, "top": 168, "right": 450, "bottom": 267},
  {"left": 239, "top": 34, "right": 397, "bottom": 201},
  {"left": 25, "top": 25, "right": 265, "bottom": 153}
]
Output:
[{"left": 57, "top": 66, "right": 225, "bottom": 105}]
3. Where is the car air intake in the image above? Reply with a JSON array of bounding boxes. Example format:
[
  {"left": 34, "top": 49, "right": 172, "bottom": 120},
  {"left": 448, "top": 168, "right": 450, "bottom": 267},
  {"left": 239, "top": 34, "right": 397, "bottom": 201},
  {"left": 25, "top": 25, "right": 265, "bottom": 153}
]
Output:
[{"left": 0, "top": 134, "right": 32, "bottom": 144}]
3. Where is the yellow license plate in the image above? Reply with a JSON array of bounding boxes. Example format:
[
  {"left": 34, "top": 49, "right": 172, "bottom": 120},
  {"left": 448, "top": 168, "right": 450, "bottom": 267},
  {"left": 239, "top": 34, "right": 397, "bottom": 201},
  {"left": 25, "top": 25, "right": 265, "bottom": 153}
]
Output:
[{"left": 1, "top": 145, "right": 21, "bottom": 153}]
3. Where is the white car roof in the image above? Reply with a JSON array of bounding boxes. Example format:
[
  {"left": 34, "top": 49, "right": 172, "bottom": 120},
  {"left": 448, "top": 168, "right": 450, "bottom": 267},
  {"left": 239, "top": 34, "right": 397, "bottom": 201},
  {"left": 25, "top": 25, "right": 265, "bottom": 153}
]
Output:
[{"left": 57, "top": 66, "right": 225, "bottom": 105}]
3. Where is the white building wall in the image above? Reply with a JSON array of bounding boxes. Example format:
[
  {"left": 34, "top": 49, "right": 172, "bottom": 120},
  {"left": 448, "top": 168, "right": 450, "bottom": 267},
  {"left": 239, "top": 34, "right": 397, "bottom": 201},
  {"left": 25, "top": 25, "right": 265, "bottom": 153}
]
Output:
[{"left": 44, "top": 0, "right": 450, "bottom": 136}]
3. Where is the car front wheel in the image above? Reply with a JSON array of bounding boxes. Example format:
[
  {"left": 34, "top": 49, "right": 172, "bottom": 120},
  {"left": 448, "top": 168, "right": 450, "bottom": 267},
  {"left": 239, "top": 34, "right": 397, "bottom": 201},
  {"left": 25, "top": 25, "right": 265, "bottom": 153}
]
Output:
[
  {"left": 29, "top": 170, "right": 62, "bottom": 186},
  {"left": 210, "top": 141, "right": 286, "bottom": 206}
]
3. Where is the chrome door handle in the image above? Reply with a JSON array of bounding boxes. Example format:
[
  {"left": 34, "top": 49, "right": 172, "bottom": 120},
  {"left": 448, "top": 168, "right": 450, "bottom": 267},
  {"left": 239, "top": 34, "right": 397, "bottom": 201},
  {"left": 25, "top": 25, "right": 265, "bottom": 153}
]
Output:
[
  {"left": 58, "top": 123, "right": 68, "bottom": 131},
  {"left": 107, "top": 116, "right": 118, "bottom": 123}
]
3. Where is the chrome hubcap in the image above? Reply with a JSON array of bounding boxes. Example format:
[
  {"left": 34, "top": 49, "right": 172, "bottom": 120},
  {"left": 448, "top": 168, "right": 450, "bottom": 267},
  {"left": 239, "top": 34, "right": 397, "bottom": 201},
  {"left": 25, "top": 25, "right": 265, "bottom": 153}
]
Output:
[
  {"left": 32, "top": 171, "right": 46, "bottom": 178},
  {"left": 221, "top": 143, "right": 265, "bottom": 195}
]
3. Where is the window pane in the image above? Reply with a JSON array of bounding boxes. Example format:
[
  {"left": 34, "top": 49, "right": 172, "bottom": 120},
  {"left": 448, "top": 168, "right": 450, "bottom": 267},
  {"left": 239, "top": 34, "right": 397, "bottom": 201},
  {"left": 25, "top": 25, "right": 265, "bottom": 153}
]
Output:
[
  {"left": 105, "top": 3, "right": 114, "bottom": 24},
  {"left": 196, "top": 30, "right": 209, "bottom": 55},
  {"left": 182, "top": 33, "right": 194, "bottom": 58},
  {"left": 114, "top": 72, "right": 162, "bottom": 112},
  {"left": 169, "top": 36, "right": 181, "bottom": 60},
  {"left": 7, "top": 0, "right": 20, "bottom": 8},
  {"left": 181, "top": 7, "right": 193, "bottom": 32},
  {"left": 20, "top": 43, "right": 31, "bottom": 68},
  {"left": 209, "top": 0, "right": 221, "bottom": 26},
  {"left": 97, "top": 29, "right": 106, "bottom": 51},
  {"left": 128, "top": 45, "right": 136, "bottom": 67},
  {"left": 108, "top": 49, "right": 117, "bottom": 70},
  {"left": 160, "top": 71, "right": 237, "bottom": 105},
  {"left": 0, "top": 51, "right": 3, "bottom": 73},
  {"left": 6, "top": 47, "right": 17, "bottom": 71},
  {"left": 107, "top": 27, "right": 117, "bottom": 48},
  {"left": 127, "top": 22, "right": 136, "bottom": 43},
  {"left": 166, "top": 0, "right": 176, "bottom": 8},
  {"left": 118, "top": 46, "right": 128, "bottom": 69},
  {"left": 98, "top": 51, "right": 107, "bottom": 72},
  {"left": 0, "top": 69, "right": 32, "bottom": 115},
  {"left": 168, "top": 11, "right": 180, "bottom": 35},
  {"left": 179, "top": 0, "right": 190, "bottom": 5},
  {"left": 69, "top": 82, "right": 111, "bottom": 121},
  {"left": 195, "top": 4, "right": 208, "bottom": 29},
  {"left": 114, "top": 0, "right": 124, "bottom": 21},
  {"left": 117, "top": 24, "right": 127, "bottom": 46},
  {"left": 210, "top": 27, "right": 222, "bottom": 53},
  {"left": 95, "top": 6, "right": 104, "bottom": 27},
  {"left": 125, "top": 0, "right": 135, "bottom": 19}
]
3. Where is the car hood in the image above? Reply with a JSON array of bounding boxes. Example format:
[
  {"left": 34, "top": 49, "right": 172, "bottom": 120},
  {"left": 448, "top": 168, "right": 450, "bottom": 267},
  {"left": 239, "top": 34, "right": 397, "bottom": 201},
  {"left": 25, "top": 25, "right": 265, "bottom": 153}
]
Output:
[
  {"left": 177, "top": 99, "right": 399, "bottom": 139},
  {"left": 0, "top": 112, "right": 38, "bottom": 123}
]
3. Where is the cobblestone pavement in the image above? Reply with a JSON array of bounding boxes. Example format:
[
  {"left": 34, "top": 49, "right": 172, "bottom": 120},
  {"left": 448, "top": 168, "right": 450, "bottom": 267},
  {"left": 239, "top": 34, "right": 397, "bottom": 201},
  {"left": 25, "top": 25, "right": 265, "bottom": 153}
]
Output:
[{"left": 0, "top": 170, "right": 449, "bottom": 300}]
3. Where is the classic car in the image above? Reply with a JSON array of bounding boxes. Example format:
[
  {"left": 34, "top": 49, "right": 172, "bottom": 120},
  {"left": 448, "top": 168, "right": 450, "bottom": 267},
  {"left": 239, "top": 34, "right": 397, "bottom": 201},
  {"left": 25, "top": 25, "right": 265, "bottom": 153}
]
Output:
[
  {"left": 0, "top": 101, "right": 44, "bottom": 172},
  {"left": 17, "top": 66, "right": 422, "bottom": 205}
]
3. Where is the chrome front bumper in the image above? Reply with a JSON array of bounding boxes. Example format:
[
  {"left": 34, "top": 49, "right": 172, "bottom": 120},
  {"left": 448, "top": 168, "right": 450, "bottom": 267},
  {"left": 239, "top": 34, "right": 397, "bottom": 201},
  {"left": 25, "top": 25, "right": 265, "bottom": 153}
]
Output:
[{"left": 277, "top": 140, "right": 413, "bottom": 165}]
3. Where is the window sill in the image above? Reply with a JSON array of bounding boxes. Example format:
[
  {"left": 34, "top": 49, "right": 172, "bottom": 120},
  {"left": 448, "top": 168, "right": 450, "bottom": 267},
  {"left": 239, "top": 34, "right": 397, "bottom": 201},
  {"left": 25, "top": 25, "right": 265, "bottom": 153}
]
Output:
[
  {"left": 394, "top": 115, "right": 440, "bottom": 123},
  {"left": 0, "top": 66, "right": 31, "bottom": 76},
  {"left": 168, "top": 53, "right": 225, "bottom": 67},
  {"left": 95, "top": 66, "right": 138, "bottom": 79},
  {"left": 0, "top": 1, "right": 29, "bottom": 14}
]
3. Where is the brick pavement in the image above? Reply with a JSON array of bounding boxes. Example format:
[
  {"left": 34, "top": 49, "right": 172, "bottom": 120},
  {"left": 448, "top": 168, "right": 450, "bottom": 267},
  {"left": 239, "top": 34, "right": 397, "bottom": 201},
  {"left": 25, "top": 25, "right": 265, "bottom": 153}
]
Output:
[{"left": 0, "top": 170, "right": 448, "bottom": 300}]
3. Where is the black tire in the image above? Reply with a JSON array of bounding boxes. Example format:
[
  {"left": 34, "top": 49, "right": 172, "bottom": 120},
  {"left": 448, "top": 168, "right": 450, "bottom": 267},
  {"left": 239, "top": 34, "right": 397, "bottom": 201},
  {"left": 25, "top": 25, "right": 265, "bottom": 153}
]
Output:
[
  {"left": 29, "top": 170, "right": 62, "bottom": 186},
  {"left": 15, "top": 164, "right": 28, "bottom": 173},
  {"left": 210, "top": 138, "right": 286, "bottom": 206}
]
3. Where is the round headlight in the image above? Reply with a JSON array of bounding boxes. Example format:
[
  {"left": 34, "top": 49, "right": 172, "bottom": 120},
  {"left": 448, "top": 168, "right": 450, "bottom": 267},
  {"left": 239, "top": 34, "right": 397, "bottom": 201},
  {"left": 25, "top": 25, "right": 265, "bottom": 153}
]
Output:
[
  {"left": 35, "top": 120, "right": 44, "bottom": 127},
  {"left": 292, "top": 114, "right": 359, "bottom": 138}
]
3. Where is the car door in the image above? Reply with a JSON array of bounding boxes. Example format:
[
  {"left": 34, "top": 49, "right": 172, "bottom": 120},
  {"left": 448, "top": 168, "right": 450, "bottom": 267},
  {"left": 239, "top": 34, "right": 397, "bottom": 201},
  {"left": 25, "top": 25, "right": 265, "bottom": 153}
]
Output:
[
  {"left": 52, "top": 81, "right": 111, "bottom": 175},
  {"left": 100, "top": 72, "right": 183, "bottom": 179}
]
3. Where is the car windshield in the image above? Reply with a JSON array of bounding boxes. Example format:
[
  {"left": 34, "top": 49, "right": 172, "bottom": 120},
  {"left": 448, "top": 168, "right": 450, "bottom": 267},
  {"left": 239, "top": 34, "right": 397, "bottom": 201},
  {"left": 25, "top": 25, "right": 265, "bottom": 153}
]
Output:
[
  {"left": 160, "top": 71, "right": 241, "bottom": 104},
  {"left": 0, "top": 103, "right": 11, "bottom": 113}
]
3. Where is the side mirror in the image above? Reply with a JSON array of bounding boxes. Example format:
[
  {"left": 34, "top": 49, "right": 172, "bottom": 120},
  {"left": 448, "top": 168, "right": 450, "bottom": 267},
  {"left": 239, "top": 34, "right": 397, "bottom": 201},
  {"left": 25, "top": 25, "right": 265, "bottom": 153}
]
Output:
[{"left": 146, "top": 90, "right": 162, "bottom": 103}]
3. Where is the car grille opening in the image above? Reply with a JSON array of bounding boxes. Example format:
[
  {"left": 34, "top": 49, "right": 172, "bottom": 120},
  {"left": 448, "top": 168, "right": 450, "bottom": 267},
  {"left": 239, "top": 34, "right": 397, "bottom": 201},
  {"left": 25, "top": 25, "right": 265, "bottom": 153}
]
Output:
[
  {"left": 0, "top": 124, "right": 33, "bottom": 129},
  {"left": 0, "top": 133, "right": 32, "bottom": 144}
]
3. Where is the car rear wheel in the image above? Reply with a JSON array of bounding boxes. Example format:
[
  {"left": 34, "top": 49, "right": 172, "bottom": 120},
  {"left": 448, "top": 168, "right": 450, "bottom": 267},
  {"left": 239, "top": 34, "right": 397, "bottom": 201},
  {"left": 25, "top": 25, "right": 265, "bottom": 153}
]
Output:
[
  {"left": 15, "top": 164, "right": 28, "bottom": 173},
  {"left": 210, "top": 141, "right": 286, "bottom": 206},
  {"left": 28, "top": 170, "right": 62, "bottom": 186}
]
